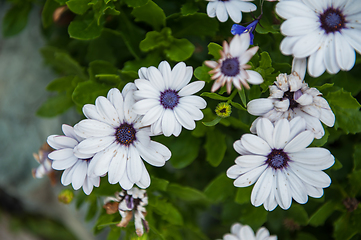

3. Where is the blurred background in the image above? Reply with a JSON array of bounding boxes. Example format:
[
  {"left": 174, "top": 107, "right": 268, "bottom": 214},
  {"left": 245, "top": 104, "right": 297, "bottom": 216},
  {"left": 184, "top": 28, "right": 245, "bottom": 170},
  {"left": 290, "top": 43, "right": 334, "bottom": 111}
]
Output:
[{"left": 0, "top": 1, "right": 104, "bottom": 239}]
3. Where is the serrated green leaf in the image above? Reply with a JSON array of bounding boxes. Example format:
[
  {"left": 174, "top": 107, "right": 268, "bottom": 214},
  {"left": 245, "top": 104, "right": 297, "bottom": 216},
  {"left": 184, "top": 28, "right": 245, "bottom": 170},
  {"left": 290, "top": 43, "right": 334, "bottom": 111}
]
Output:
[
  {"left": 2, "top": 3, "right": 32, "bottom": 37},
  {"left": 308, "top": 201, "right": 338, "bottom": 227},
  {"left": 201, "top": 92, "right": 228, "bottom": 101},
  {"left": 315, "top": 83, "right": 334, "bottom": 91},
  {"left": 167, "top": 184, "right": 206, "bottom": 202},
  {"left": 164, "top": 38, "right": 195, "bottom": 61},
  {"left": 208, "top": 42, "right": 222, "bottom": 59},
  {"left": 37, "top": 94, "right": 73, "bottom": 117},
  {"left": 327, "top": 89, "right": 361, "bottom": 109},
  {"left": 234, "top": 186, "right": 252, "bottom": 204},
  {"left": 180, "top": 2, "right": 198, "bottom": 16},
  {"left": 89, "top": 0, "right": 120, "bottom": 25},
  {"left": 124, "top": 0, "right": 149, "bottom": 7},
  {"left": 255, "top": 16, "right": 279, "bottom": 35},
  {"left": 204, "top": 174, "right": 234, "bottom": 203},
  {"left": 66, "top": 0, "right": 91, "bottom": 15},
  {"left": 131, "top": 0, "right": 165, "bottom": 30},
  {"left": 204, "top": 128, "right": 227, "bottom": 167},
  {"left": 73, "top": 81, "right": 112, "bottom": 106},
  {"left": 47, "top": 76, "right": 75, "bottom": 92},
  {"left": 194, "top": 65, "right": 211, "bottom": 82},
  {"left": 203, "top": 116, "right": 222, "bottom": 127},
  {"left": 42, "top": 0, "right": 60, "bottom": 28},
  {"left": 68, "top": 15, "right": 103, "bottom": 40}
]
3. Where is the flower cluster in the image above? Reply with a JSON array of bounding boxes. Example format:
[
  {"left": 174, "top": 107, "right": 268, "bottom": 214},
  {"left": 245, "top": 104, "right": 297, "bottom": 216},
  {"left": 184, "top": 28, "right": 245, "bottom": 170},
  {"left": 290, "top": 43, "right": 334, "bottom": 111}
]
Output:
[{"left": 103, "top": 187, "right": 149, "bottom": 236}]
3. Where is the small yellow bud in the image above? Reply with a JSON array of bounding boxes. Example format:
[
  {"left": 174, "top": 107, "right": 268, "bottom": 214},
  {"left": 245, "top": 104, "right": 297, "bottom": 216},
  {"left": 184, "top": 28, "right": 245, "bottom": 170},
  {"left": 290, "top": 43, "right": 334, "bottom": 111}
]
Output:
[
  {"left": 215, "top": 102, "right": 232, "bottom": 118},
  {"left": 58, "top": 189, "right": 74, "bottom": 204}
]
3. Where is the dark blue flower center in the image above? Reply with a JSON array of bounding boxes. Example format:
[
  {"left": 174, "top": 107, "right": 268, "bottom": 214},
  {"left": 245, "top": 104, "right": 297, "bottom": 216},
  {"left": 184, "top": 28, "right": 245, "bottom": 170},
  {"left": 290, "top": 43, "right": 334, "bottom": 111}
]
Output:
[
  {"left": 221, "top": 58, "right": 240, "bottom": 77},
  {"left": 160, "top": 89, "right": 179, "bottom": 109},
  {"left": 115, "top": 123, "right": 136, "bottom": 146},
  {"left": 267, "top": 149, "right": 289, "bottom": 169},
  {"left": 319, "top": 8, "right": 346, "bottom": 34},
  {"left": 283, "top": 90, "right": 299, "bottom": 110}
]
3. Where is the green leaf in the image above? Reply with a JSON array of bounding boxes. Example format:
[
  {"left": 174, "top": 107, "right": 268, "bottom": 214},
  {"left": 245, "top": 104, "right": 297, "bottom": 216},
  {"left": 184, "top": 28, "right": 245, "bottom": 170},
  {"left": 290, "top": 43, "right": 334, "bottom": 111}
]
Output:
[
  {"left": 89, "top": 0, "right": 120, "bottom": 25},
  {"left": 94, "top": 214, "right": 116, "bottom": 231},
  {"left": 308, "top": 201, "right": 339, "bottom": 227},
  {"left": 234, "top": 186, "right": 252, "bottom": 204},
  {"left": 54, "top": 0, "right": 68, "bottom": 4},
  {"left": 238, "top": 88, "right": 247, "bottom": 107},
  {"left": 204, "top": 128, "right": 227, "bottom": 167},
  {"left": 201, "top": 92, "right": 228, "bottom": 101},
  {"left": 72, "top": 81, "right": 112, "bottom": 106},
  {"left": 68, "top": 15, "right": 103, "bottom": 40},
  {"left": 315, "top": 83, "right": 334, "bottom": 92},
  {"left": 326, "top": 89, "right": 361, "bottom": 134},
  {"left": 66, "top": 0, "right": 91, "bottom": 15},
  {"left": 40, "top": 47, "right": 86, "bottom": 78},
  {"left": 139, "top": 28, "right": 172, "bottom": 52},
  {"left": 149, "top": 177, "right": 169, "bottom": 192},
  {"left": 181, "top": 2, "right": 198, "bottom": 16},
  {"left": 194, "top": 65, "right": 211, "bottom": 82},
  {"left": 204, "top": 174, "right": 234, "bottom": 203},
  {"left": 42, "top": 0, "right": 60, "bottom": 28},
  {"left": 2, "top": 3, "right": 32, "bottom": 37},
  {"left": 255, "top": 16, "right": 280, "bottom": 35},
  {"left": 167, "top": 132, "right": 201, "bottom": 169},
  {"left": 131, "top": 0, "right": 166, "bottom": 30},
  {"left": 47, "top": 76, "right": 75, "bottom": 92},
  {"left": 334, "top": 210, "right": 361, "bottom": 240},
  {"left": 348, "top": 170, "right": 361, "bottom": 196},
  {"left": 208, "top": 42, "right": 223, "bottom": 59},
  {"left": 203, "top": 116, "right": 222, "bottom": 127},
  {"left": 167, "top": 184, "right": 206, "bottom": 202},
  {"left": 353, "top": 143, "right": 361, "bottom": 171},
  {"left": 124, "top": 0, "right": 149, "bottom": 7},
  {"left": 310, "top": 129, "right": 329, "bottom": 147},
  {"left": 163, "top": 204, "right": 183, "bottom": 226},
  {"left": 88, "top": 60, "right": 120, "bottom": 84},
  {"left": 37, "top": 94, "right": 73, "bottom": 117},
  {"left": 164, "top": 38, "right": 195, "bottom": 61},
  {"left": 106, "top": 227, "right": 121, "bottom": 240},
  {"left": 238, "top": 204, "right": 268, "bottom": 230},
  {"left": 331, "top": 71, "right": 361, "bottom": 96},
  {"left": 288, "top": 204, "right": 309, "bottom": 226}
]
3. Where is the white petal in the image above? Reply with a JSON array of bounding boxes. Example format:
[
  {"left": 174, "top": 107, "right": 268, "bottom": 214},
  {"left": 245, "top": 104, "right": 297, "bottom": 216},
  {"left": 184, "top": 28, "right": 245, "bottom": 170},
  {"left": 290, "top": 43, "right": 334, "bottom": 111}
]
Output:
[
  {"left": 62, "top": 124, "right": 82, "bottom": 142},
  {"left": 61, "top": 168, "right": 74, "bottom": 186},
  {"left": 119, "top": 171, "right": 134, "bottom": 190},
  {"left": 227, "top": 165, "right": 243, "bottom": 179},
  {"left": 170, "top": 62, "right": 186, "bottom": 90},
  {"left": 245, "top": 70, "right": 263, "bottom": 85},
  {"left": 148, "top": 66, "right": 166, "bottom": 92},
  {"left": 225, "top": 2, "right": 242, "bottom": 23},
  {"left": 48, "top": 148, "right": 74, "bottom": 161},
  {"left": 256, "top": 118, "right": 275, "bottom": 148},
  {"left": 264, "top": 184, "right": 277, "bottom": 211},
  {"left": 284, "top": 130, "right": 314, "bottom": 153},
  {"left": 292, "top": 30, "right": 325, "bottom": 58},
  {"left": 75, "top": 136, "right": 115, "bottom": 155},
  {"left": 235, "top": 155, "right": 267, "bottom": 168},
  {"left": 241, "top": 134, "right": 272, "bottom": 155},
  {"left": 275, "top": 169, "right": 292, "bottom": 210},
  {"left": 289, "top": 147, "right": 334, "bottom": 170},
  {"left": 174, "top": 106, "right": 196, "bottom": 130},
  {"left": 288, "top": 162, "right": 331, "bottom": 188},
  {"left": 273, "top": 119, "right": 290, "bottom": 149},
  {"left": 178, "top": 81, "right": 204, "bottom": 97},
  {"left": 280, "top": 36, "right": 302, "bottom": 55},
  {"left": 288, "top": 116, "right": 306, "bottom": 141},
  {"left": 301, "top": 105, "right": 320, "bottom": 118},
  {"left": 132, "top": 99, "right": 160, "bottom": 115},
  {"left": 319, "top": 108, "right": 335, "bottom": 127},
  {"left": 138, "top": 67, "right": 148, "bottom": 79},
  {"left": 141, "top": 105, "right": 163, "bottom": 126},
  {"left": 108, "top": 145, "right": 127, "bottom": 184},
  {"left": 158, "top": 61, "right": 172, "bottom": 89},
  {"left": 276, "top": 1, "right": 318, "bottom": 19},
  {"left": 135, "top": 141, "right": 167, "bottom": 167},
  {"left": 233, "top": 164, "right": 268, "bottom": 187},
  {"left": 83, "top": 104, "right": 103, "bottom": 122},
  {"left": 178, "top": 102, "right": 204, "bottom": 121},
  {"left": 296, "top": 93, "right": 313, "bottom": 106},
  {"left": 52, "top": 156, "right": 78, "bottom": 170},
  {"left": 308, "top": 43, "right": 327, "bottom": 77},
  {"left": 136, "top": 161, "right": 151, "bottom": 189},
  {"left": 281, "top": 18, "right": 319, "bottom": 36},
  {"left": 240, "top": 225, "right": 256, "bottom": 240},
  {"left": 334, "top": 32, "right": 356, "bottom": 71},
  {"left": 231, "top": 1, "right": 257, "bottom": 12},
  {"left": 291, "top": 57, "right": 307, "bottom": 80},
  {"left": 71, "top": 161, "right": 87, "bottom": 190},
  {"left": 216, "top": 2, "right": 228, "bottom": 22},
  {"left": 285, "top": 168, "right": 308, "bottom": 204},
  {"left": 123, "top": 90, "right": 138, "bottom": 123},
  {"left": 179, "top": 95, "right": 207, "bottom": 109},
  {"left": 107, "top": 88, "right": 125, "bottom": 122},
  {"left": 247, "top": 99, "right": 274, "bottom": 116},
  {"left": 96, "top": 96, "right": 120, "bottom": 127},
  {"left": 324, "top": 34, "right": 340, "bottom": 74},
  {"left": 342, "top": 29, "right": 361, "bottom": 55},
  {"left": 240, "top": 46, "right": 259, "bottom": 65},
  {"left": 93, "top": 142, "right": 119, "bottom": 176},
  {"left": 74, "top": 119, "right": 115, "bottom": 138},
  {"left": 207, "top": 1, "right": 217, "bottom": 18},
  {"left": 127, "top": 145, "right": 143, "bottom": 183},
  {"left": 162, "top": 109, "right": 176, "bottom": 137},
  {"left": 230, "top": 34, "right": 250, "bottom": 57},
  {"left": 251, "top": 167, "right": 274, "bottom": 207},
  {"left": 274, "top": 99, "right": 290, "bottom": 112},
  {"left": 233, "top": 140, "right": 253, "bottom": 155}
]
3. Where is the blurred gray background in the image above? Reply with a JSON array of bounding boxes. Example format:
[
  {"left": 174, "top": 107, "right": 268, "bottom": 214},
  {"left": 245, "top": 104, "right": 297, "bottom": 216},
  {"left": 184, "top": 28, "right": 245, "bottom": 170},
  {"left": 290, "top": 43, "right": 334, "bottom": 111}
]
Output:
[{"left": 0, "top": 2, "right": 104, "bottom": 240}]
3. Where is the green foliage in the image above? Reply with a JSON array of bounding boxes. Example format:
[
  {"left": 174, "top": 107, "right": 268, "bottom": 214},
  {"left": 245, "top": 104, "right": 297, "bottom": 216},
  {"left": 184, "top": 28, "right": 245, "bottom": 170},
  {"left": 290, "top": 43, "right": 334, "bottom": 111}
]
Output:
[
  {"left": 2, "top": 2, "right": 32, "bottom": 37},
  {"left": 204, "top": 128, "right": 227, "bottom": 167},
  {"left": 131, "top": 1, "right": 166, "bottom": 30}
]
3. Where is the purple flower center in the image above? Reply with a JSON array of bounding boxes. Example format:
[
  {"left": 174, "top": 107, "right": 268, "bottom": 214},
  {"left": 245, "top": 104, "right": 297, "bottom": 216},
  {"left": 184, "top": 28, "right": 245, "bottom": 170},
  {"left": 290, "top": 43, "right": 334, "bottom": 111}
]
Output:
[
  {"left": 283, "top": 90, "right": 299, "bottom": 110},
  {"left": 160, "top": 89, "right": 179, "bottom": 109},
  {"left": 115, "top": 123, "right": 136, "bottom": 146},
  {"left": 221, "top": 58, "right": 240, "bottom": 77},
  {"left": 319, "top": 7, "right": 346, "bottom": 34},
  {"left": 267, "top": 149, "right": 289, "bottom": 169}
]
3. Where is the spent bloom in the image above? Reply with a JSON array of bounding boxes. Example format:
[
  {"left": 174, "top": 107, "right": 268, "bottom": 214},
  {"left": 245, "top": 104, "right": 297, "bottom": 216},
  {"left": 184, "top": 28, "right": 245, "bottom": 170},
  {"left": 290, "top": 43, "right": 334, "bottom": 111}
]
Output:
[
  {"left": 73, "top": 84, "right": 171, "bottom": 190},
  {"left": 247, "top": 72, "right": 335, "bottom": 139},
  {"left": 220, "top": 222, "right": 277, "bottom": 240},
  {"left": 205, "top": 33, "right": 263, "bottom": 94},
  {"left": 103, "top": 187, "right": 149, "bottom": 237},
  {"left": 32, "top": 142, "right": 56, "bottom": 185},
  {"left": 227, "top": 117, "right": 335, "bottom": 211},
  {"left": 276, "top": 0, "right": 361, "bottom": 77},
  {"left": 206, "top": 0, "right": 257, "bottom": 23},
  {"left": 47, "top": 124, "right": 100, "bottom": 195},
  {"left": 132, "top": 61, "right": 206, "bottom": 137}
]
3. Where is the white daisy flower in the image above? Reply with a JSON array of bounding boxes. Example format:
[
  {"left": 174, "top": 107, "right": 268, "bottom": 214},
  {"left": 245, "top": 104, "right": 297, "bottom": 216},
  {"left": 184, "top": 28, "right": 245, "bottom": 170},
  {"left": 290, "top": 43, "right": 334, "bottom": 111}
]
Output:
[
  {"left": 205, "top": 33, "right": 263, "bottom": 94},
  {"left": 247, "top": 72, "right": 335, "bottom": 139},
  {"left": 47, "top": 124, "right": 100, "bottom": 195},
  {"left": 276, "top": 0, "right": 361, "bottom": 77},
  {"left": 73, "top": 84, "right": 171, "bottom": 190},
  {"left": 220, "top": 223, "right": 277, "bottom": 240},
  {"left": 103, "top": 187, "right": 149, "bottom": 237},
  {"left": 206, "top": 0, "right": 257, "bottom": 23},
  {"left": 227, "top": 117, "right": 335, "bottom": 211},
  {"left": 132, "top": 61, "right": 206, "bottom": 137}
]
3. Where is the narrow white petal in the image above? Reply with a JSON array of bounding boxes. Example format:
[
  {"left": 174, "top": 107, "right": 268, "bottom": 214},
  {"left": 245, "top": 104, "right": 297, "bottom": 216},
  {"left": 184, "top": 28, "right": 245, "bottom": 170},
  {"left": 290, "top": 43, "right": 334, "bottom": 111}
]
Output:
[
  {"left": 240, "top": 46, "right": 258, "bottom": 65},
  {"left": 158, "top": 61, "right": 172, "bottom": 89},
  {"left": 256, "top": 118, "right": 275, "bottom": 148},
  {"left": 233, "top": 164, "right": 267, "bottom": 187},
  {"left": 292, "top": 57, "right": 307, "bottom": 80},
  {"left": 132, "top": 99, "right": 160, "bottom": 115},
  {"left": 52, "top": 156, "right": 78, "bottom": 170},
  {"left": 123, "top": 90, "right": 138, "bottom": 123},
  {"left": 289, "top": 148, "right": 334, "bottom": 169},
  {"left": 240, "top": 225, "right": 256, "bottom": 240},
  {"left": 170, "top": 62, "right": 186, "bottom": 90},
  {"left": 276, "top": 1, "right": 318, "bottom": 19},
  {"left": 178, "top": 81, "right": 204, "bottom": 97},
  {"left": 285, "top": 168, "right": 308, "bottom": 204},
  {"left": 75, "top": 136, "right": 115, "bottom": 155},
  {"left": 47, "top": 135, "right": 78, "bottom": 149},
  {"left": 207, "top": 1, "right": 217, "bottom": 17},
  {"left": 61, "top": 168, "right": 74, "bottom": 186},
  {"left": 288, "top": 162, "right": 331, "bottom": 188},
  {"left": 308, "top": 44, "right": 327, "bottom": 77},
  {"left": 334, "top": 32, "right": 356, "bottom": 71},
  {"left": 281, "top": 18, "right": 319, "bottom": 36},
  {"left": 48, "top": 148, "right": 74, "bottom": 161},
  {"left": 216, "top": 2, "right": 228, "bottom": 22},
  {"left": 301, "top": 105, "right": 320, "bottom": 118},
  {"left": 174, "top": 106, "right": 196, "bottom": 130},
  {"left": 108, "top": 145, "right": 127, "bottom": 184},
  {"left": 74, "top": 119, "right": 115, "bottom": 138},
  {"left": 293, "top": 108, "right": 324, "bottom": 139},
  {"left": 274, "top": 99, "right": 290, "bottom": 112},
  {"left": 301, "top": 0, "right": 325, "bottom": 12},
  {"left": 173, "top": 122, "right": 182, "bottom": 137},
  {"left": 225, "top": 2, "right": 242, "bottom": 23},
  {"left": 324, "top": 34, "right": 340, "bottom": 74},
  {"left": 245, "top": 70, "right": 263, "bottom": 85},
  {"left": 247, "top": 99, "right": 274, "bottom": 116},
  {"left": 119, "top": 171, "right": 134, "bottom": 190},
  {"left": 127, "top": 145, "right": 143, "bottom": 183},
  {"left": 264, "top": 183, "right": 278, "bottom": 211},
  {"left": 227, "top": 165, "right": 243, "bottom": 179},
  {"left": 275, "top": 169, "right": 292, "bottom": 210},
  {"left": 231, "top": 1, "right": 257, "bottom": 12},
  {"left": 280, "top": 36, "right": 302, "bottom": 55},
  {"left": 241, "top": 134, "right": 271, "bottom": 155},
  {"left": 96, "top": 96, "right": 120, "bottom": 127},
  {"left": 107, "top": 88, "right": 125, "bottom": 121},
  {"left": 62, "top": 124, "right": 83, "bottom": 142},
  {"left": 235, "top": 155, "right": 267, "bottom": 168},
  {"left": 71, "top": 161, "right": 87, "bottom": 190},
  {"left": 292, "top": 30, "right": 324, "bottom": 58},
  {"left": 231, "top": 34, "right": 250, "bottom": 57},
  {"left": 284, "top": 130, "right": 314, "bottom": 153},
  {"left": 288, "top": 117, "right": 306, "bottom": 141},
  {"left": 83, "top": 104, "right": 103, "bottom": 122},
  {"left": 319, "top": 108, "right": 335, "bottom": 127},
  {"left": 296, "top": 93, "right": 313, "bottom": 106},
  {"left": 136, "top": 161, "right": 151, "bottom": 189},
  {"left": 93, "top": 143, "right": 118, "bottom": 176},
  {"left": 179, "top": 95, "right": 207, "bottom": 109},
  {"left": 141, "top": 105, "right": 163, "bottom": 126},
  {"left": 233, "top": 140, "right": 253, "bottom": 155},
  {"left": 342, "top": 29, "right": 361, "bottom": 54},
  {"left": 148, "top": 66, "right": 166, "bottom": 92},
  {"left": 138, "top": 67, "right": 148, "bottom": 79},
  {"left": 273, "top": 119, "right": 290, "bottom": 149},
  {"left": 251, "top": 167, "right": 274, "bottom": 207},
  {"left": 178, "top": 102, "right": 204, "bottom": 121}
]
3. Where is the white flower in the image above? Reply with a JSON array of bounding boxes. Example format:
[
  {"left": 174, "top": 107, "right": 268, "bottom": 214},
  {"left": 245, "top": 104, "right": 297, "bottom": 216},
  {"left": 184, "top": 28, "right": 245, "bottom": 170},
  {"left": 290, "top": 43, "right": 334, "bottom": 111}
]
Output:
[
  {"left": 47, "top": 124, "right": 100, "bottom": 195},
  {"left": 205, "top": 33, "right": 263, "bottom": 94},
  {"left": 247, "top": 72, "right": 335, "bottom": 139},
  {"left": 73, "top": 84, "right": 171, "bottom": 190},
  {"left": 227, "top": 117, "right": 335, "bottom": 211},
  {"left": 276, "top": 0, "right": 361, "bottom": 77},
  {"left": 220, "top": 223, "right": 277, "bottom": 240},
  {"left": 103, "top": 187, "right": 148, "bottom": 237},
  {"left": 206, "top": 0, "right": 257, "bottom": 23},
  {"left": 132, "top": 61, "right": 206, "bottom": 137}
]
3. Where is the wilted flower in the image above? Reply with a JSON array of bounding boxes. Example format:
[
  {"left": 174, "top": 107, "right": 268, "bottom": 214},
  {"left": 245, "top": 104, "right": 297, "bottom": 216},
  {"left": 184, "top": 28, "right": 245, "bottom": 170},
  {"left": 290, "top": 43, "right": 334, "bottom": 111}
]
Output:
[{"left": 32, "top": 142, "right": 57, "bottom": 185}]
